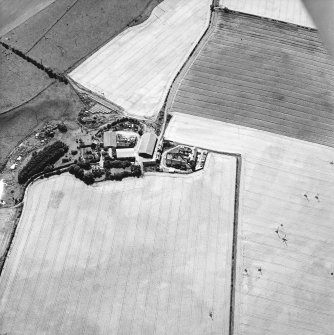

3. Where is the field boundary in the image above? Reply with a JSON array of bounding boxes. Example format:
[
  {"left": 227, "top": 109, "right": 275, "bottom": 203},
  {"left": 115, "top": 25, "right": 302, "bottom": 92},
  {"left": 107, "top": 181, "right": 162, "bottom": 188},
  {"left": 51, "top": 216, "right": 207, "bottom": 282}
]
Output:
[
  {"left": 25, "top": 0, "right": 82, "bottom": 54},
  {"left": 170, "top": 141, "right": 242, "bottom": 335},
  {"left": 0, "top": 205, "right": 23, "bottom": 277},
  {"left": 156, "top": 3, "right": 218, "bottom": 138},
  {"left": 65, "top": 0, "right": 164, "bottom": 73},
  {"left": 0, "top": 82, "right": 55, "bottom": 116}
]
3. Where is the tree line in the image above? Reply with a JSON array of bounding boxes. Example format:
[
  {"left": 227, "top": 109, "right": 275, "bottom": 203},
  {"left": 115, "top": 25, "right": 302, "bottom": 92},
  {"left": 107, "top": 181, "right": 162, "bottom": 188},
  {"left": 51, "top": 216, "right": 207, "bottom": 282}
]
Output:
[
  {"left": 18, "top": 141, "right": 69, "bottom": 184},
  {"left": 1, "top": 42, "right": 68, "bottom": 84}
]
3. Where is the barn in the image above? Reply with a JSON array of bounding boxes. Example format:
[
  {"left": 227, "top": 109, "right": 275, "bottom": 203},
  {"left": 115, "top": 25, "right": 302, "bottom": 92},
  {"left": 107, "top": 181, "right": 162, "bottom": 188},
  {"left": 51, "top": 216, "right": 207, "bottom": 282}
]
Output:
[{"left": 138, "top": 133, "right": 157, "bottom": 158}]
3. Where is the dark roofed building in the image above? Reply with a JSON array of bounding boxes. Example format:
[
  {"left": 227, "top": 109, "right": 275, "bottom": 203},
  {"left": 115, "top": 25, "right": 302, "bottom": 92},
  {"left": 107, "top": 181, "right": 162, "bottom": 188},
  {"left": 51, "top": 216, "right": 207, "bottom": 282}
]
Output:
[
  {"left": 139, "top": 133, "right": 157, "bottom": 158},
  {"left": 103, "top": 131, "right": 117, "bottom": 148}
]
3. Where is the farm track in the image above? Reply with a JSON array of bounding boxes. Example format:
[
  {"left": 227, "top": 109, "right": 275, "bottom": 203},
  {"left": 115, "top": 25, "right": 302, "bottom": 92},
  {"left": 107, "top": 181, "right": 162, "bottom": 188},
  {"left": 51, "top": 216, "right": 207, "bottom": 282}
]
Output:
[
  {"left": 69, "top": 0, "right": 212, "bottom": 119},
  {"left": 169, "top": 11, "right": 334, "bottom": 148}
]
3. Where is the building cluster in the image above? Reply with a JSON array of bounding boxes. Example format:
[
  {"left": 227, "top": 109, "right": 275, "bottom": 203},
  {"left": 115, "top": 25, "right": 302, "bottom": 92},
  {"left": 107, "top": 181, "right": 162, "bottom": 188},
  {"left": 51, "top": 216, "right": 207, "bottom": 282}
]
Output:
[
  {"left": 103, "top": 131, "right": 137, "bottom": 149},
  {"left": 165, "top": 146, "right": 197, "bottom": 171},
  {"left": 164, "top": 145, "right": 208, "bottom": 172},
  {"left": 77, "top": 127, "right": 159, "bottom": 164}
]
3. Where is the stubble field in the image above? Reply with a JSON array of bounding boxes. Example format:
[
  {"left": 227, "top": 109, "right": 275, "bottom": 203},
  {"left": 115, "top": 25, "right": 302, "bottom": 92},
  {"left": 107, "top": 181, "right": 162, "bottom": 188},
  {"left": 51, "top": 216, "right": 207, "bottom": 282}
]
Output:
[
  {"left": 165, "top": 113, "right": 334, "bottom": 334},
  {"left": 170, "top": 11, "right": 334, "bottom": 148},
  {"left": 69, "top": 0, "right": 211, "bottom": 119},
  {"left": 0, "top": 154, "right": 236, "bottom": 334}
]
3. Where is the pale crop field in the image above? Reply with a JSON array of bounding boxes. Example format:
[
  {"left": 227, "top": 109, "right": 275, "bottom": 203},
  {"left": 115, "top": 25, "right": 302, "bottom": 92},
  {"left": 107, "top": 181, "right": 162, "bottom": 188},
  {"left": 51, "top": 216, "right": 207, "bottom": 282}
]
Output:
[
  {"left": 220, "top": 0, "right": 315, "bottom": 27},
  {"left": 0, "top": 154, "right": 236, "bottom": 335},
  {"left": 165, "top": 113, "right": 334, "bottom": 334},
  {"left": 69, "top": 0, "right": 211, "bottom": 120}
]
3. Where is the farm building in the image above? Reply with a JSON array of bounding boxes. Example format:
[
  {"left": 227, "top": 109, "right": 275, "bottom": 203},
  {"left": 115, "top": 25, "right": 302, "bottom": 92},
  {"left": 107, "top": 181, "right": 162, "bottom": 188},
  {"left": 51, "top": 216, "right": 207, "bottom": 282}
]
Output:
[
  {"left": 108, "top": 148, "right": 114, "bottom": 159},
  {"left": 138, "top": 133, "right": 157, "bottom": 158},
  {"left": 116, "top": 148, "right": 136, "bottom": 161},
  {"left": 116, "top": 133, "right": 137, "bottom": 148},
  {"left": 79, "top": 134, "right": 92, "bottom": 147},
  {"left": 103, "top": 131, "right": 117, "bottom": 148},
  {"left": 166, "top": 153, "right": 189, "bottom": 170}
]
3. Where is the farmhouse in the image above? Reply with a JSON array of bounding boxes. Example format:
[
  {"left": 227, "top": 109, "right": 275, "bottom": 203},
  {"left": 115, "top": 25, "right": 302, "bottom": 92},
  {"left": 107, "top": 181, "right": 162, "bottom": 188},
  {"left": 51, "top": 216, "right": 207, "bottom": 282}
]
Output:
[
  {"left": 116, "top": 148, "right": 136, "bottom": 161},
  {"left": 166, "top": 153, "right": 189, "bottom": 170},
  {"left": 138, "top": 132, "right": 157, "bottom": 158},
  {"left": 103, "top": 131, "right": 117, "bottom": 148}
]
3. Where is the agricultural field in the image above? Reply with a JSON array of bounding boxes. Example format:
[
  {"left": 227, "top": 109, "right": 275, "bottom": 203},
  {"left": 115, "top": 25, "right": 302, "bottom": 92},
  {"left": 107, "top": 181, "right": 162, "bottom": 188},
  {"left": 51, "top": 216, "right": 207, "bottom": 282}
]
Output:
[
  {"left": 0, "top": 82, "right": 83, "bottom": 171},
  {"left": 0, "top": 0, "right": 56, "bottom": 36},
  {"left": 169, "top": 11, "right": 334, "bottom": 148},
  {"left": 2, "top": 0, "right": 162, "bottom": 72},
  {"left": 69, "top": 0, "right": 211, "bottom": 119},
  {"left": 0, "top": 154, "right": 236, "bottom": 334},
  {"left": 0, "top": 207, "right": 20, "bottom": 268},
  {"left": 165, "top": 113, "right": 334, "bottom": 334},
  {"left": 220, "top": 0, "right": 315, "bottom": 27},
  {"left": 0, "top": 44, "right": 53, "bottom": 113}
]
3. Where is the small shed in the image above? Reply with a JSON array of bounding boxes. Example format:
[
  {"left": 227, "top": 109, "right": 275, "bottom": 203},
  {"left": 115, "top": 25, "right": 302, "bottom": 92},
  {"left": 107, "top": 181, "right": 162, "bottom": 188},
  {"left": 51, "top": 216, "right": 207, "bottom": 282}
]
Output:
[
  {"left": 139, "top": 133, "right": 157, "bottom": 158},
  {"left": 103, "top": 131, "right": 117, "bottom": 148},
  {"left": 116, "top": 148, "right": 136, "bottom": 161}
]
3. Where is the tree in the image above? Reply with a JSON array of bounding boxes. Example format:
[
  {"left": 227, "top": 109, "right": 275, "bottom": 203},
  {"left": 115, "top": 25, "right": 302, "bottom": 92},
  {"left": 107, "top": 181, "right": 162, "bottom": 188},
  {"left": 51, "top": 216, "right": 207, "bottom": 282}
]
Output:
[
  {"left": 84, "top": 172, "right": 94, "bottom": 185},
  {"left": 57, "top": 123, "right": 67, "bottom": 133}
]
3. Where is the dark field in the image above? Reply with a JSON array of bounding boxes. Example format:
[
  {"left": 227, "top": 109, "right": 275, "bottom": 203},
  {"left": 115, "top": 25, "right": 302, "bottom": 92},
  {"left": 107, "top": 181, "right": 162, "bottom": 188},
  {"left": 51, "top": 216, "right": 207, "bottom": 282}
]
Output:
[
  {"left": 0, "top": 0, "right": 56, "bottom": 36},
  {"left": 3, "top": 0, "right": 162, "bottom": 72},
  {"left": 0, "top": 45, "right": 53, "bottom": 112},
  {"left": 0, "top": 82, "right": 83, "bottom": 170},
  {"left": 170, "top": 11, "right": 334, "bottom": 148}
]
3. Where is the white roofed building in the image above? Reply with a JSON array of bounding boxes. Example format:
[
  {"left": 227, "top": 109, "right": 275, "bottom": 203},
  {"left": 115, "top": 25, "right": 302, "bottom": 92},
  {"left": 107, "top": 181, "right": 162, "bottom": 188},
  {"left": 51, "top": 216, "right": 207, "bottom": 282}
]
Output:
[{"left": 138, "top": 133, "right": 158, "bottom": 158}]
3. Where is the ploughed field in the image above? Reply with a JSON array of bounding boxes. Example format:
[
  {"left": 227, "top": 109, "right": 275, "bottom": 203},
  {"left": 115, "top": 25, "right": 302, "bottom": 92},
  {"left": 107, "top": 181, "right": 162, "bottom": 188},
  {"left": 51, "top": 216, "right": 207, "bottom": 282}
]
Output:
[
  {"left": 165, "top": 113, "right": 334, "bottom": 335},
  {"left": 0, "top": 154, "right": 236, "bottom": 335},
  {"left": 69, "top": 0, "right": 211, "bottom": 119},
  {"left": 170, "top": 11, "right": 334, "bottom": 148}
]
